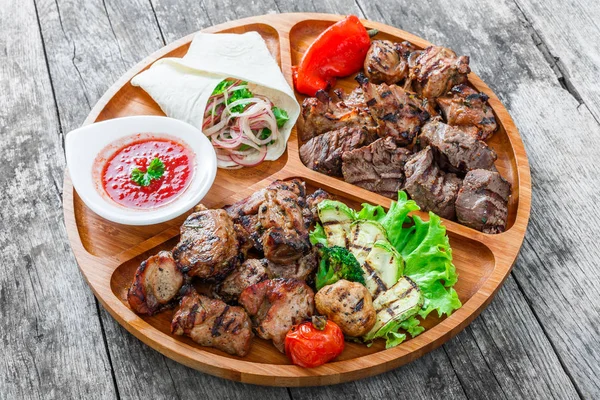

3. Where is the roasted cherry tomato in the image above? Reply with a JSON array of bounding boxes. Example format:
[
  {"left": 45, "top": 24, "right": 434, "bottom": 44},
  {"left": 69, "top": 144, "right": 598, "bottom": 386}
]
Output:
[{"left": 285, "top": 316, "right": 345, "bottom": 367}]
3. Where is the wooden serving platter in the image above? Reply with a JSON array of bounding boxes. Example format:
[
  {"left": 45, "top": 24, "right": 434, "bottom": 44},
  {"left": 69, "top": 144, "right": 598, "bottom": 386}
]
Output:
[{"left": 63, "top": 13, "right": 531, "bottom": 386}]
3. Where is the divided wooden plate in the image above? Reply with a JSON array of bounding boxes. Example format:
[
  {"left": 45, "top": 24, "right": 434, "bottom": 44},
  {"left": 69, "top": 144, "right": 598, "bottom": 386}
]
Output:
[{"left": 63, "top": 13, "right": 531, "bottom": 386}]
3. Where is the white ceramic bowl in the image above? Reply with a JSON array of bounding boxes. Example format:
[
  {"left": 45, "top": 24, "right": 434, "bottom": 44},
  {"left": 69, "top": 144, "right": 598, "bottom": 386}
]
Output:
[{"left": 65, "top": 116, "right": 217, "bottom": 225}]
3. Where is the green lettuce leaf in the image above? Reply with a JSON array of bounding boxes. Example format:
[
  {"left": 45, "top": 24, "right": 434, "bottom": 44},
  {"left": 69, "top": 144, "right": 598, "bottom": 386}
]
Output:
[
  {"left": 379, "top": 192, "right": 420, "bottom": 250},
  {"left": 309, "top": 223, "right": 327, "bottom": 246},
  {"left": 356, "top": 203, "right": 386, "bottom": 222}
]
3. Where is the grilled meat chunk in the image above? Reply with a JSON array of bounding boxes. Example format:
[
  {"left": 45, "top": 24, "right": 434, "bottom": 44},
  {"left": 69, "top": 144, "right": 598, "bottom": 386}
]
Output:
[
  {"left": 437, "top": 84, "right": 498, "bottom": 141},
  {"left": 333, "top": 86, "right": 368, "bottom": 108},
  {"left": 418, "top": 119, "right": 497, "bottom": 175},
  {"left": 173, "top": 209, "right": 245, "bottom": 281},
  {"left": 342, "top": 137, "right": 412, "bottom": 199},
  {"left": 215, "top": 259, "right": 269, "bottom": 302},
  {"left": 299, "top": 90, "right": 377, "bottom": 142},
  {"left": 300, "top": 126, "right": 374, "bottom": 176},
  {"left": 127, "top": 251, "right": 184, "bottom": 315},
  {"left": 456, "top": 169, "right": 511, "bottom": 233},
  {"left": 304, "top": 188, "right": 332, "bottom": 225},
  {"left": 239, "top": 278, "right": 315, "bottom": 352},
  {"left": 265, "top": 249, "right": 318, "bottom": 281},
  {"left": 171, "top": 291, "right": 253, "bottom": 356},
  {"left": 404, "top": 146, "right": 463, "bottom": 220},
  {"left": 356, "top": 73, "right": 430, "bottom": 146},
  {"left": 407, "top": 46, "right": 470, "bottom": 100},
  {"left": 315, "top": 280, "right": 376, "bottom": 337},
  {"left": 364, "top": 40, "right": 415, "bottom": 85}
]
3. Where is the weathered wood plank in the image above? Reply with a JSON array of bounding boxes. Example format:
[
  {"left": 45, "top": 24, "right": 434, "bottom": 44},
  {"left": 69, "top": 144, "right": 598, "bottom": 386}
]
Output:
[
  {"left": 355, "top": 0, "right": 600, "bottom": 397},
  {"left": 0, "top": 1, "right": 117, "bottom": 399}
]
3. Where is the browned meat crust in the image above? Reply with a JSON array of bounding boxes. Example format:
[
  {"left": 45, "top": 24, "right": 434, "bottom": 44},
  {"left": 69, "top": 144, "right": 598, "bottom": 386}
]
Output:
[
  {"left": 238, "top": 278, "right": 315, "bottom": 352},
  {"left": 215, "top": 259, "right": 269, "bottom": 303},
  {"left": 127, "top": 251, "right": 184, "bottom": 315},
  {"left": 171, "top": 290, "right": 253, "bottom": 356},
  {"left": 364, "top": 40, "right": 415, "bottom": 85},
  {"left": 265, "top": 249, "right": 318, "bottom": 282}
]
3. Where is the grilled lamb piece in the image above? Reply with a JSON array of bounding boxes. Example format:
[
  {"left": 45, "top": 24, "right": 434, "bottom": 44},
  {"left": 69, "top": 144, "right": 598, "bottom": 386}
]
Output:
[
  {"left": 407, "top": 46, "right": 470, "bottom": 100},
  {"left": 265, "top": 249, "right": 318, "bottom": 282},
  {"left": 239, "top": 278, "right": 315, "bottom": 352},
  {"left": 455, "top": 169, "right": 511, "bottom": 233},
  {"left": 342, "top": 137, "right": 412, "bottom": 199},
  {"left": 171, "top": 290, "right": 253, "bottom": 357},
  {"left": 364, "top": 40, "right": 415, "bottom": 85},
  {"left": 215, "top": 259, "right": 269, "bottom": 303},
  {"left": 404, "top": 146, "right": 463, "bottom": 220},
  {"left": 418, "top": 119, "right": 497, "bottom": 175},
  {"left": 356, "top": 73, "right": 430, "bottom": 146},
  {"left": 437, "top": 84, "right": 498, "bottom": 141},
  {"left": 300, "top": 126, "right": 374, "bottom": 176},
  {"left": 303, "top": 188, "right": 332, "bottom": 225},
  {"left": 333, "top": 86, "right": 368, "bottom": 108},
  {"left": 173, "top": 208, "right": 247, "bottom": 281},
  {"left": 127, "top": 251, "right": 184, "bottom": 315},
  {"left": 299, "top": 90, "right": 377, "bottom": 142}
]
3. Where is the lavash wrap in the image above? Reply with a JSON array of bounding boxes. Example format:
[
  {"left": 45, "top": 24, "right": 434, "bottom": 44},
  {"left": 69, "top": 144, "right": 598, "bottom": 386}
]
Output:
[{"left": 131, "top": 32, "right": 300, "bottom": 169}]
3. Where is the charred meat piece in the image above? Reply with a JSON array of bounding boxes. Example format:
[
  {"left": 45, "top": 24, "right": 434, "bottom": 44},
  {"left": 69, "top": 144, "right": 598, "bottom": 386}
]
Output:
[
  {"left": 315, "top": 279, "right": 377, "bottom": 337},
  {"left": 437, "top": 84, "right": 498, "bottom": 141},
  {"left": 304, "top": 188, "right": 333, "bottom": 225},
  {"left": 333, "top": 86, "right": 368, "bottom": 108},
  {"left": 127, "top": 251, "right": 184, "bottom": 315},
  {"left": 173, "top": 209, "right": 244, "bottom": 281},
  {"left": 265, "top": 249, "right": 318, "bottom": 282},
  {"left": 407, "top": 46, "right": 470, "bottom": 100},
  {"left": 299, "top": 90, "right": 377, "bottom": 142},
  {"left": 342, "top": 137, "right": 412, "bottom": 199},
  {"left": 239, "top": 278, "right": 315, "bottom": 352},
  {"left": 356, "top": 73, "right": 430, "bottom": 146},
  {"left": 215, "top": 259, "right": 269, "bottom": 303},
  {"left": 418, "top": 118, "right": 497, "bottom": 174},
  {"left": 364, "top": 40, "right": 415, "bottom": 85},
  {"left": 456, "top": 169, "right": 511, "bottom": 233},
  {"left": 300, "top": 126, "right": 374, "bottom": 176},
  {"left": 171, "top": 290, "right": 253, "bottom": 356},
  {"left": 404, "top": 146, "right": 463, "bottom": 220}
]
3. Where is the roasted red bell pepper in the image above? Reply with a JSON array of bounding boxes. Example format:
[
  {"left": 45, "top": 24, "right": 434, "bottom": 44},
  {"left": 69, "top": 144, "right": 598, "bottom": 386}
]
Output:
[{"left": 292, "top": 15, "right": 371, "bottom": 96}]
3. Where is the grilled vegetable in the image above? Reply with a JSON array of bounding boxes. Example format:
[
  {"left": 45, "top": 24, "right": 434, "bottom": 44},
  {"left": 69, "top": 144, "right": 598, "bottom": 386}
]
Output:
[
  {"left": 348, "top": 220, "right": 387, "bottom": 264},
  {"left": 362, "top": 241, "right": 404, "bottom": 297},
  {"left": 285, "top": 317, "right": 345, "bottom": 367},
  {"left": 316, "top": 246, "right": 365, "bottom": 290},
  {"left": 317, "top": 200, "right": 356, "bottom": 247}
]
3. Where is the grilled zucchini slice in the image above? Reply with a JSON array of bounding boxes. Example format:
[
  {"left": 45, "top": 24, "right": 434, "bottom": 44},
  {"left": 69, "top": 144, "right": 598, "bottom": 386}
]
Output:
[{"left": 317, "top": 200, "right": 356, "bottom": 247}]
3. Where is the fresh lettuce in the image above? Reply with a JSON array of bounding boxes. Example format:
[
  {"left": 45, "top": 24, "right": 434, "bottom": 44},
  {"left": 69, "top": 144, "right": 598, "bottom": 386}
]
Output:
[{"left": 309, "top": 223, "right": 327, "bottom": 246}]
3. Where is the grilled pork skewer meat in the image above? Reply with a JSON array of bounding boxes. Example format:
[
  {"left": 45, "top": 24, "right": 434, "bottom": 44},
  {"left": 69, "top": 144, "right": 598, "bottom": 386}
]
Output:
[
  {"left": 406, "top": 45, "right": 470, "bottom": 100},
  {"left": 127, "top": 251, "right": 185, "bottom": 315},
  {"left": 171, "top": 290, "right": 253, "bottom": 357},
  {"left": 404, "top": 146, "right": 463, "bottom": 220},
  {"left": 265, "top": 249, "right": 318, "bottom": 282},
  {"left": 239, "top": 278, "right": 315, "bottom": 352},
  {"left": 173, "top": 207, "right": 250, "bottom": 281},
  {"left": 356, "top": 73, "right": 430, "bottom": 146},
  {"left": 364, "top": 40, "right": 415, "bottom": 85},
  {"left": 455, "top": 169, "right": 511, "bottom": 233},
  {"left": 418, "top": 118, "right": 497, "bottom": 175},
  {"left": 215, "top": 259, "right": 270, "bottom": 303},
  {"left": 437, "top": 84, "right": 498, "bottom": 141}
]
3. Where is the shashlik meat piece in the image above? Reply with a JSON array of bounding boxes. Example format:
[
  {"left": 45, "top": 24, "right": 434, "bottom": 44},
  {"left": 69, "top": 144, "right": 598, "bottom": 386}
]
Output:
[
  {"left": 127, "top": 251, "right": 184, "bottom": 315},
  {"left": 407, "top": 45, "right": 470, "bottom": 100},
  {"left": 315, "top": 279, "right": 376, "bottom": 337},
  {"left": 437, "top": 84, "right": 498, "bottom": 141},
  {"left": 342, "top": 137, "right": 412, "bottom": 199},
  {"left": 404, "top": 146, "right": 463, "bottom": 220},
  {"left": 172, "top": 207, "right": 247, "bottom": 281},
  {"left": 356, "top": 73, "right": 430, "bottom": 146},
  {"left": 418, "top": 118, "right": 497, "bottom": 175},
  {"left": 215, "top": 259, "right": 269, "bottom": 303},
  {"left": 171, "top": 290, "right": 253, "bottom": 357},
  {"left": 364, "top": 40, "right": 415, "bottom": 85},
  {"left": 299, "top": 90, "right": 377, "bottom": 142},
  {"left": 303, "top": 188, "right": 332, "bottom": 225},
  {"left": 239, "top": 278, "right": 315, "bottom": 352},
  {"left": 300, "top": 126, "right": 374, "bottom": 176},
  {"left": 332, "top": 86, "right": 368, "bottom": 108},
  {"left": 265, "top": 249, "right": 318, "bottom": 282},
  {"left": 455, "top": 169, "right": 511, "bottom": 233}
]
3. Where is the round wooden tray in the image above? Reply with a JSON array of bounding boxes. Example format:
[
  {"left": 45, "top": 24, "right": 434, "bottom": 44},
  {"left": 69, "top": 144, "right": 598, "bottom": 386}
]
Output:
[{"left": 63, "top": 13, "right": 531, "bottom": 386}]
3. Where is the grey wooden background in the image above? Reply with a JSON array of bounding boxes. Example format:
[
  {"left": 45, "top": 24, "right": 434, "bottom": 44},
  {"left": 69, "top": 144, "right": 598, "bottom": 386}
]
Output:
[{"left": 2, "top": 0, "right": 599, "bottom": 399}]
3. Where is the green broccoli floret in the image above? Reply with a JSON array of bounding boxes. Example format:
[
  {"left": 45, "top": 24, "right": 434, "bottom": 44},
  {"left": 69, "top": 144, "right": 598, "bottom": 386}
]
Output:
[{"left": 315, "top": 246, "right": 366, "bottom": 290}]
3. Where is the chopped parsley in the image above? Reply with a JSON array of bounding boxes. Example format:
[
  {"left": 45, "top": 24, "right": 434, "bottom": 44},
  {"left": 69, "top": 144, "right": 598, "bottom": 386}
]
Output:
[{"left": 131, "top": 157, "right": 165, "bottom": 187}]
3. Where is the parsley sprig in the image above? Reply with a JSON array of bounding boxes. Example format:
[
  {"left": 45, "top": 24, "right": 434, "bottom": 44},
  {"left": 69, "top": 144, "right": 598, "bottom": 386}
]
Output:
[{"left": 131, "top": 157, "right": 165, "bottom": 187}]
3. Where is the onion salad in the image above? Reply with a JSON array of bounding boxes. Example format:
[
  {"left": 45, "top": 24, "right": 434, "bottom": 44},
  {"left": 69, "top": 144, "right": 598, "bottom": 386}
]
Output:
[{"left": 202, "top": 79, "right": 289, "bottom": 168}]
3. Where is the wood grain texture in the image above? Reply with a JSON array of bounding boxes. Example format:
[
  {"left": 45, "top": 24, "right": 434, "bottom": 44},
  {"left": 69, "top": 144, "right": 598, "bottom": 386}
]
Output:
[{"left": 0, "top": 0, "right": 117, "bottom": 398}]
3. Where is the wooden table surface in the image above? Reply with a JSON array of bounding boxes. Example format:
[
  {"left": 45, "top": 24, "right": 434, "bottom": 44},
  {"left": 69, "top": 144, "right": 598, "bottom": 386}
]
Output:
[{"left": 2, "top": 0, "right": 599, "bottom": 399}]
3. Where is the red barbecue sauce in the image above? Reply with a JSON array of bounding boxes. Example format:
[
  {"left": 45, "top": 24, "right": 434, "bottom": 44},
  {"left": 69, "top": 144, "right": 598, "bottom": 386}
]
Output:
[{"left": 101, "top": 138, "right": 193, "bottom": 209}]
